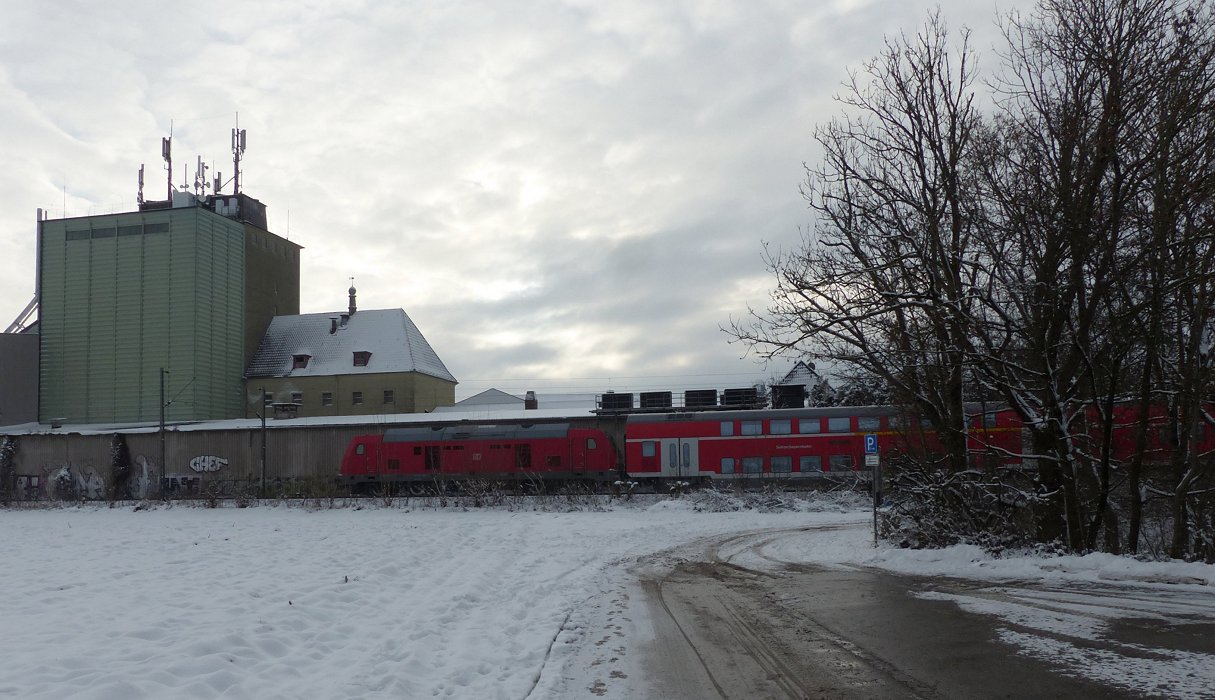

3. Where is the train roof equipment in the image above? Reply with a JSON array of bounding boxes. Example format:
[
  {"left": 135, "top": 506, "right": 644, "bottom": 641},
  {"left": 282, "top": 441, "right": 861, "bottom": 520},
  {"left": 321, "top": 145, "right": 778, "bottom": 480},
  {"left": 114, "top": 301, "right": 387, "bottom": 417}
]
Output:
[{"left": 384, "top": 423, "right": 573, "bottom": 442}]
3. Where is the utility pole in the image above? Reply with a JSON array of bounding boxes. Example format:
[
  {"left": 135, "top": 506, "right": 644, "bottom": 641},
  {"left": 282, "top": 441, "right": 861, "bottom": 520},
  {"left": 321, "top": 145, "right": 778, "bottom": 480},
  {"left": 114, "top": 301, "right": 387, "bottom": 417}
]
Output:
[
  {"left": 159, "top": 368, "right": 169, "bottom": 496},
  {"left": 259, "top": 386, "right": 267, "bottom": 499}
]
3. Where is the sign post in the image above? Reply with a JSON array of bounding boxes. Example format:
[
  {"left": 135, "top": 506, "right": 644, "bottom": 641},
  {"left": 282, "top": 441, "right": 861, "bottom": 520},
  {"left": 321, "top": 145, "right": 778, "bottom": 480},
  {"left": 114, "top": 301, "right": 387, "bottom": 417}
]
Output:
[{"left": 865, "top": 434, "right": 880, "bottom": 547}]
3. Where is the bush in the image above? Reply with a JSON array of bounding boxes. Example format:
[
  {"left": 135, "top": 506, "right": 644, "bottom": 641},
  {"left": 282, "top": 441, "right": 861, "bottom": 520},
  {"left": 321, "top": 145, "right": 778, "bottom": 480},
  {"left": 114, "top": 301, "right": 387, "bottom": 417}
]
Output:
[{"left": 880, "top": 462, "right": 1042, "bottom": 553}]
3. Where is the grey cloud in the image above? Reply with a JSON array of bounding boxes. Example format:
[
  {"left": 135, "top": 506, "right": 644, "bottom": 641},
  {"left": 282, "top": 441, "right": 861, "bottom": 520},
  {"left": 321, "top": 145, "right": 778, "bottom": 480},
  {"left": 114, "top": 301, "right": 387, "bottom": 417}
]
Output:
[{"left": 0, "top": 0, "right": 1037, "bottom": 400}]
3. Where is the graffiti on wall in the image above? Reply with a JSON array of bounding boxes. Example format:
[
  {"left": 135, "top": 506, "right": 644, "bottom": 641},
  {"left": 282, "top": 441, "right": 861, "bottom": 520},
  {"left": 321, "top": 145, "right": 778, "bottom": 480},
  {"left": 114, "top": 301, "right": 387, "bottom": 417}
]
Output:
[
  {"left": 189, "top": 455, "right": 229, "bottom": 473},
  {"left": 130, "top": 455, "right": 155, "bottom": 500},
  {"left": 12, "top": 475, "right": 41, "bottom": 499},
  {"left": 43, "top": 463, "right": 105, "bottom": 500},
  {"left": 15, "top": 452, "right": 234, "bottom": 500}
]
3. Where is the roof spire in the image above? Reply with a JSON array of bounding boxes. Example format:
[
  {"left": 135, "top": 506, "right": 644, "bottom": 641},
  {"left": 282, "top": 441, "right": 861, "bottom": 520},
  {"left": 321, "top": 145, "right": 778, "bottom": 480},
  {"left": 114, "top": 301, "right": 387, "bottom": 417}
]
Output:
[{"left": 348, "top": 277, "right": 357, "bottom": 316}]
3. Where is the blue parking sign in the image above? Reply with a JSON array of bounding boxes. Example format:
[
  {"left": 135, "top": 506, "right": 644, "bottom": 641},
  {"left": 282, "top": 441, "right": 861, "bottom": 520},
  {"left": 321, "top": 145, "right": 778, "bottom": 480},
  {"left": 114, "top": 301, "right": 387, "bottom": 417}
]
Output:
[{"left": 865, "top": 434, "right": 878, "bottom": 454}]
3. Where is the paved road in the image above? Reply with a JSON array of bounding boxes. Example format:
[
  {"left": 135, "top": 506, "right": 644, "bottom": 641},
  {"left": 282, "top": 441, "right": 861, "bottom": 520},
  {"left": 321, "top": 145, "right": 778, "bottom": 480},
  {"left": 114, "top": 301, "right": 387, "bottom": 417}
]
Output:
[{"left": 632, "top": 527, "right": 1215, "bottom": 699}]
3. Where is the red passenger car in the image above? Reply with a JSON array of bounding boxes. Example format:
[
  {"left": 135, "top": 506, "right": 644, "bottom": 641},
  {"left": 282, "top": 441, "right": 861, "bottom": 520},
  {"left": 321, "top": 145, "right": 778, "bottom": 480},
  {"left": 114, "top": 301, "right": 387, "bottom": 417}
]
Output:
[{"left": 624, "top": 406, "right": 1026, "bottom": 481}]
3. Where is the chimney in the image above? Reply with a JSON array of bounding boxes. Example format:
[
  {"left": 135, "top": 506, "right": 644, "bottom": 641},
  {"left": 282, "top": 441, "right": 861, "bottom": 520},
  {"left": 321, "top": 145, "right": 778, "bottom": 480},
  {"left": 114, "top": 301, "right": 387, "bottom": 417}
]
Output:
[
  {"left": 348, "top": 284, "right": 357, "bottom": 316},
  {"left": 524, "top": 391, "right": 538, "bottom": 410},
  {"left": 329, "top": 317, "right": 338, "bottom": 334}
]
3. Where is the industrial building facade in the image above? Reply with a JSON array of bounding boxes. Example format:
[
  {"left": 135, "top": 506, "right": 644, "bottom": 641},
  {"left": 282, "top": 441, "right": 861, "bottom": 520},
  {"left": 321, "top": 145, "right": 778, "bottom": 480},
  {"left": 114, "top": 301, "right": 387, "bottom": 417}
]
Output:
[{"left": 37, "top": 194, "right": 300, "bottom": 424}]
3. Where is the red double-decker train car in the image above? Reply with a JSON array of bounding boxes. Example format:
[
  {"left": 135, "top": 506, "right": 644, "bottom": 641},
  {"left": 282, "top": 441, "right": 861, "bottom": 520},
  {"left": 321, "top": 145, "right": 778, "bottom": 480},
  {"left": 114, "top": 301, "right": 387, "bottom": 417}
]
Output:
[{"left": 623, "top": 406, "right": 1025, "bottom": 480}]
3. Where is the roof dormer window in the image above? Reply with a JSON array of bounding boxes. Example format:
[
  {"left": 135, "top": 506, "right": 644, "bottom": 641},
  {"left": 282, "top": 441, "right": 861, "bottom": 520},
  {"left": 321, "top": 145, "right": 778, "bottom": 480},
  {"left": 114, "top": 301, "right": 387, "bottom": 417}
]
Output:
[
  {"left": 293, "top": 354, "right": 311, "bottom": 369},
  {"left": 353, "top": 351, "right": 372, "bottom": 367}
]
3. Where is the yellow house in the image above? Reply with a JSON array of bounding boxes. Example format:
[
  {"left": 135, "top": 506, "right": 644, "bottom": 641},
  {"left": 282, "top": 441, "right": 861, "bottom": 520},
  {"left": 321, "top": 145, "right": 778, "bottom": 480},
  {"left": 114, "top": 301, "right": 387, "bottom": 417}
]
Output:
[{"left": 244, "top": 293, "right": 456, "bottom": 417}]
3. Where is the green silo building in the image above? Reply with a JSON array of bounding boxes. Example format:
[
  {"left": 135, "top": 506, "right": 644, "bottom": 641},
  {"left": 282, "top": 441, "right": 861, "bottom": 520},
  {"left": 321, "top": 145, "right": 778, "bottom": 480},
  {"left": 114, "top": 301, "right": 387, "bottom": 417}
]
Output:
[{"left": 37, "top": 192, "right": 300, "bottom": 424}]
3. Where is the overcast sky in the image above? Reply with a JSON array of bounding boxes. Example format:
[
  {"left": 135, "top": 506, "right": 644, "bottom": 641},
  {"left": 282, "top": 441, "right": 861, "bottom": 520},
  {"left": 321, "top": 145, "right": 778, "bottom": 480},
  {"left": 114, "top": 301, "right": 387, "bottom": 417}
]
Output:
[{"left": 0, "top": 0, "right": 1030, "bottom": 400}]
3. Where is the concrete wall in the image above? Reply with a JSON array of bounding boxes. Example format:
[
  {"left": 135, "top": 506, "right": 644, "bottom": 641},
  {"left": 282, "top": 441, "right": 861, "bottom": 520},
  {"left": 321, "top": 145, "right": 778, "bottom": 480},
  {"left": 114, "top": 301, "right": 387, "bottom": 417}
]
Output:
[{"left": 0, "top": 424, "right": 374, "bottom": 500}]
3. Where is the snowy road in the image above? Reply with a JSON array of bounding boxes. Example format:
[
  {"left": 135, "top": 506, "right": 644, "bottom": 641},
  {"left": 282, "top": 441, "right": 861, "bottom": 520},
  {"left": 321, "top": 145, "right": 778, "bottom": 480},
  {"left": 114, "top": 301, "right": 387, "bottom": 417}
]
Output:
[{"left": 631, "top": 527, "right": 1215, "bottom": 699}]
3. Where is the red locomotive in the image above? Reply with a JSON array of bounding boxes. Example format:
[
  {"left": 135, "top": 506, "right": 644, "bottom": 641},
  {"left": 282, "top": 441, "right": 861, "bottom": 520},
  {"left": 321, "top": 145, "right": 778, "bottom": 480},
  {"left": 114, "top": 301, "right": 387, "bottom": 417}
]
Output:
[{"left": 341, "top": 422, "right": 619, "bottom": 492}]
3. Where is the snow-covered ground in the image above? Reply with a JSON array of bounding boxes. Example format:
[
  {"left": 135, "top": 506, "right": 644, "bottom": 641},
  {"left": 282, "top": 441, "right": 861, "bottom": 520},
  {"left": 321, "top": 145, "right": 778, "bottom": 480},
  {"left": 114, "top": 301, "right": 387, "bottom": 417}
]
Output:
[{"left": 0, "top": 495, "right": 1211, "bottom": 699}]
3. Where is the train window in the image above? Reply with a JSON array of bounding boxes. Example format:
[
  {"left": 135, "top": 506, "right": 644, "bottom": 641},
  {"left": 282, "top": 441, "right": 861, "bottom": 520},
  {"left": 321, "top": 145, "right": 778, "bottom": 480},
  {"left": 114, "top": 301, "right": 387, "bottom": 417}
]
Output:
[
  {"left": 547, "top": 456, "right": 561, "bottom": 467},
  {"left": 721, "top": 458, "right": 735, "bottom": 474},
  {"left": 642, "top": 441, "right": 657, "bottom": 458},
  {"left": 770, "top": 419, "right": 792, "bottom": 435},
  {"left": 829, "top": 454, "right": 854, "bottom": 470},
  {"left": 771, "top": 456, "right": 793, "bottom": 473},
  {"left": 857, "top": 417, "right": 880, "bottom": 431},
  {"left": 355, "top": 444, "right": 365, "bottom": 455},
  {"left": 827, "top": 417, "right": 850, "bottom": 432},
  {"left": 388, "top": 459, "right": 400, "bottom": 471},
  {"left": 741, "top": 420, "right": 762, "bottom": 436},
  {"left": 742, "top": 457, "right": 762, "bottom": 474},
  {"left": 799, "top": 456, "right": 822, "bottom": 472},
  {"left": 587, "top": 438, "right": 597, "bottom": 450},
  {"left": 413, "top": 447, "right": 421, "bottom": 455},
  {"left": 798, "top": 419, "right": 821, "bottom": 434},
  {"left": 720, "top": 421, "right": 734, "bottom": 436}
]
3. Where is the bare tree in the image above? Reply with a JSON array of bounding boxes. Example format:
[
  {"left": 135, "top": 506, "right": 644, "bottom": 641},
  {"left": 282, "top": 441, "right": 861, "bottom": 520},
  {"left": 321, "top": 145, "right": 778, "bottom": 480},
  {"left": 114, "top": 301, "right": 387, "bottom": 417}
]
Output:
[
  {"left": 1138, "top": 3, "right": 1215, "bottom": 557},
  {"left": 733, "top": 11, "right": 984, "bottom": 472},
  {"left": 734, "top": 0, "right": 1215, "bottom": 556},
  {"left": 977, "top": 0, "right": 1215, "bottom": 554}
]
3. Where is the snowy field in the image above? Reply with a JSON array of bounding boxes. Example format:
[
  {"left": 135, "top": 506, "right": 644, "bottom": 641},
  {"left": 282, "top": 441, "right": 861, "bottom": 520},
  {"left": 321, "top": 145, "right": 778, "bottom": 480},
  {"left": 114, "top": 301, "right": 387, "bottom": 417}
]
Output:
[{"left": 1, "top": 494, "right": 1212, "bottom": 699}]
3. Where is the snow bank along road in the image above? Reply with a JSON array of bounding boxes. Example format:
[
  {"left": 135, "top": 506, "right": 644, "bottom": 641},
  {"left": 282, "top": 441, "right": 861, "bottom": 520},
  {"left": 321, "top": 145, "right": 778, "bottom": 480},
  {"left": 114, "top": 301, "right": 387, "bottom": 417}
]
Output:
[{"left": 0, "top": 498, "right": 1211, "bottom": 699}]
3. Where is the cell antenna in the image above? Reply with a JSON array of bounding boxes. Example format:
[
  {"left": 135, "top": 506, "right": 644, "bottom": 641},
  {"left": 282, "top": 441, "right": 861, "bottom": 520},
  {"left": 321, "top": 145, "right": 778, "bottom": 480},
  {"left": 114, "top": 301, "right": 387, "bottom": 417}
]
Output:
[
  {"left": 193, "top": 155, "right": 210, "bottom": 196},
  {"left": 161, "top": 130, "right": 173, "bottom": 201},
  {"left": 137, "top": 164, "right": 145, "bottom": 205},
  {"left": 232, "top": 113, "right": 247, "bottom": 195}
]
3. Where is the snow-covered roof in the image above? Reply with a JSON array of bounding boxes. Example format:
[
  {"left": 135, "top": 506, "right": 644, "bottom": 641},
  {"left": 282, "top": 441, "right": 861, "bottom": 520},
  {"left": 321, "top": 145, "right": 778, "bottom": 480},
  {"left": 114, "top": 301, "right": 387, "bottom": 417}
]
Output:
[
  {"left": 455, "top": 388, "right": 523, "bottom": 406},
  {"left": 0, "top": 407, "right": 592, "bottom": 436},
  {"left": 779, "top": 361, "right": 818, "bottom": 386},
  {"left": 435, "top": 391, "right": 598, "bottom": 414},
  {"left": 245, "top": 308, "right": 456, "bottom": 383}
]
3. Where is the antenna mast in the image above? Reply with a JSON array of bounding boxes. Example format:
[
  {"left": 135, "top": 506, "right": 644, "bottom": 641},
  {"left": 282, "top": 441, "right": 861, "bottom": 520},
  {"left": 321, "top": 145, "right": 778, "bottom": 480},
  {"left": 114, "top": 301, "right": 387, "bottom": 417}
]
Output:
[
  {"left": 137, "top": 164, "right": 145, "bottom": 205},
  {"left": 162, "top": 122, "right": 173, "bottom": 201},
  {"left": 193, "top": 156, "right": 210, "bottom": 196},
  {"left": 231, "top": 113, "right": 246, "bottom": 195}
]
